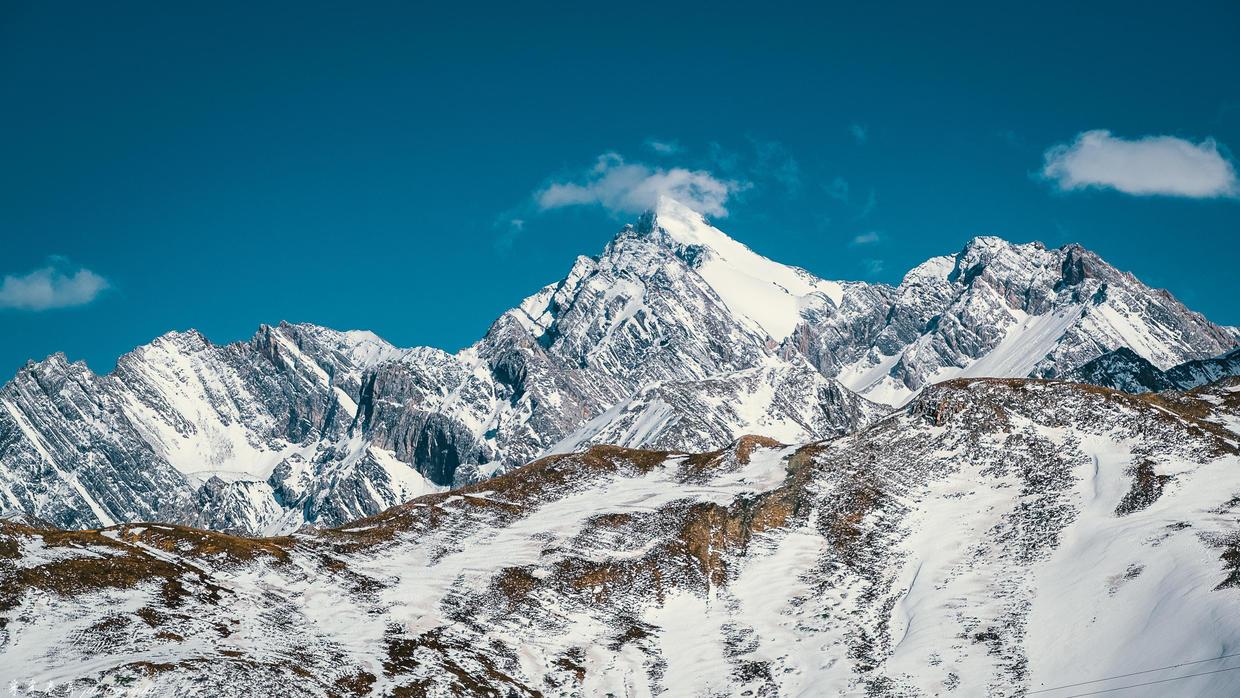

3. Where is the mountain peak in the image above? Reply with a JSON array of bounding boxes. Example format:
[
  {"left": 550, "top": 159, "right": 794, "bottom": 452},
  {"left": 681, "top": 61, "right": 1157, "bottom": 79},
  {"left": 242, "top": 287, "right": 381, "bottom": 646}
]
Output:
[
  {"left": 631, "top": 195, "right": 728, "bottom": 250},
  {"left": 623, "top": 195, "right": 845, "bottom": 341},
  {"left": 956, "top": 235, "right": 1048, "bottom": 266}
]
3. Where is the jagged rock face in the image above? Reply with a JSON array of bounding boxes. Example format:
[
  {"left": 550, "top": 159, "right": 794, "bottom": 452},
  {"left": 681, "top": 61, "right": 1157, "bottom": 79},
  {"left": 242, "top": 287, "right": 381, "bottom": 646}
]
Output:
[
  {"left": 0, "top": 354, "right": 192, "bottom": 529},
  {"left": 549, "top": 358, "right": 885, "bottom": 455},
  {"left": 3, "top": 379, "right": 1239, "bottom": 695},
  {"left": 0, "top": 324, "right": 420, "bottom": 534},
  {"left": 0, "top": 198, "right": 1236, "bottom": 535}
]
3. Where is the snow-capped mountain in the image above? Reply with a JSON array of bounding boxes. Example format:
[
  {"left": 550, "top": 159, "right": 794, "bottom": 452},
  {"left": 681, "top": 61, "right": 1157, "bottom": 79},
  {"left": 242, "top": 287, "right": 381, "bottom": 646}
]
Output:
[
  {"left": 4, "top": 377, "right": 1239, "bottom": 695},
  {"left": 0, "top": 200, "right": 878, "bottom": 534},
  {"left": 791, "top": 234, "right": 1239, "bottom": 404},
  {"left": 0, "top": 197, "right": 1236, "bottom": 534}
]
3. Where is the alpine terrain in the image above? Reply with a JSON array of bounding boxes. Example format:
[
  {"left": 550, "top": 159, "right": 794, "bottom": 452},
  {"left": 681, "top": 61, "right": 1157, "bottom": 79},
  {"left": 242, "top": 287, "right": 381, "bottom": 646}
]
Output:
[
  {"left": 3, "top": 197, "right": 1240, "bottom": 696},
  {"left": 1, "top": 198, "right": 1236, "bottom": 536}
]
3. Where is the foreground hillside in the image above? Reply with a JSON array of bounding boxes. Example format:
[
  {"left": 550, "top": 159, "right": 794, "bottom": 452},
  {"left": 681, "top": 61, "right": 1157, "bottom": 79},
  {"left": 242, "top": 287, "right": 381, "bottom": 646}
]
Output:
[{"left": 3, "top": 377, "right": 1239, "bottom": 696}]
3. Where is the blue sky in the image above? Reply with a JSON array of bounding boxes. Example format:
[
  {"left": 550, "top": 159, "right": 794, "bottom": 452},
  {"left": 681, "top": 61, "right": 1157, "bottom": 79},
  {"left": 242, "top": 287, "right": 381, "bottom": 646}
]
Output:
[{"left": 2, "top": 1, "right": 1238, "bottom": 377}]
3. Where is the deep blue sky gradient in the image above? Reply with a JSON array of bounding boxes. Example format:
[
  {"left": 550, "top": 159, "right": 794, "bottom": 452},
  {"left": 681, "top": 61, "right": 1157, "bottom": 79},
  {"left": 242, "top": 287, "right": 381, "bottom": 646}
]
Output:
[{"left": 2, "top": 1, "right": 1238, "bottom": 376}]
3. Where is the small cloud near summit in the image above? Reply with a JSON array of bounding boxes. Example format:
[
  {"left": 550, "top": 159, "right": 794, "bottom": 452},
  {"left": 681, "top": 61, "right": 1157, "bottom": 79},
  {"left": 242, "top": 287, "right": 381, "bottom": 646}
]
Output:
[
  {"left": 1041, "top": 130, "right": 1239, "bottom": 198},
  {"left": 0, "top": 258, "right": 110, "bottom": 311},
  {"left": 536, "top": 153, "right": 747, "bottom": 218}
]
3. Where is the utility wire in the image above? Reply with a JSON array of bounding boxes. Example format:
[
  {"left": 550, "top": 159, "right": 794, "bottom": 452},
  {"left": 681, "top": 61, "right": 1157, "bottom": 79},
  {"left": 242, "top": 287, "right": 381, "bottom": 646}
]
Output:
[
  {"left": 1060, "top": 664, "right": 1240, "bottom": 697},
  {"left": 1028, "top": 651, "right": 1240, "bottom": 694}
]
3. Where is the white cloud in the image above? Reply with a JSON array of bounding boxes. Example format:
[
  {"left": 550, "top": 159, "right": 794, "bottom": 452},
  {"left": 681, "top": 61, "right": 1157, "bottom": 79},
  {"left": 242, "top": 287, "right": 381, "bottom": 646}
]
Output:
[
  {"left": 1042, "top": 130, "right": 1238, "bottom": 198},
  {"left": 851, "top": 231, "right": 881, "bottom": 245},
  {"left": 850, "top": 123, "right": 869, "bottom": 145},
  {"left": 536, "top": 153, "right": 747, "bottom": 217},
  {"left": 0, "top": 259, "right": 110, "bottom": 311},
  {"left": 645, "top": 139, "right": 681, "bottom": 155},
  {"left": 862, "top": 258, "right": 885, "bottom": 275}
]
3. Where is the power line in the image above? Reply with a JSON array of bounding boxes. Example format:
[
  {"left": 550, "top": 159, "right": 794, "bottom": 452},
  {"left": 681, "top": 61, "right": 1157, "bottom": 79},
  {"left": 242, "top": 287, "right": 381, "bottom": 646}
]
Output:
[
  {"left": 1060, "top": 664, "right": 1240, "bottom": 697},
  {"left": 1029, "top": 651, "right": 1240, "bottom": 694}
]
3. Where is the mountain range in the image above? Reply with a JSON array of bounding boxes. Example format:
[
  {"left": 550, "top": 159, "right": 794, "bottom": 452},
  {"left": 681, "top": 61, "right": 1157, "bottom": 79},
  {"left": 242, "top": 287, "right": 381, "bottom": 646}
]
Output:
[
  {"left": 1, "top": 197, "right": 1236, "bottom": 535},
  {"left": 3, "top": 197, "right": 1240, "bottom": 695}
]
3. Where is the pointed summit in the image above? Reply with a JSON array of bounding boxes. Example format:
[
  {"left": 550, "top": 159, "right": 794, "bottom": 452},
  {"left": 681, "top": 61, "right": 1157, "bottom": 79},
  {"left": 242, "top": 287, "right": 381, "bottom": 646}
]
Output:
[
  {"left": 626, "top": 195, "right": 845, "bottom": 341},
  {"left": 636, "top": 195, "right": 736, "bottom": 251}
]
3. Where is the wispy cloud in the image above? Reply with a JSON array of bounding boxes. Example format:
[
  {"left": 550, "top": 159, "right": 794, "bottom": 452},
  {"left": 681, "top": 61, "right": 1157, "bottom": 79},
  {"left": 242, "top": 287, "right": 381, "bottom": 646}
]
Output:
[
  {"left": 645, "top": 138, "right": 681, "bottom": 156},
  {"left": 824, "top": 176, "right": 850, "bottom": 202},
  {"left": 536, "top": 153, "right": 747, "bottom": 218},
  {"left": 862, "top": 258, "right": 885, "bottom": 275},
  {"left": 492, "top": 216, "right": 526, "bottom": 252},
  {"left": 822, "top": 178, "right": 876, "bottom": 228},
  {"left": 849, "top": 123, "right": 869, "bottom": 145},
  {"left": 0, "top": 258, "right": 110, "bottom": 311},
  {"left": 853, "top": 189, "right": 877, "bottom": 220},
  {"left": 749, "top": 138, "right": 801, "bottom": 196},
  {"left": 851, "top": 231, "right": 881, "bottom": 246},
  {"left": 1042, "top": 130, "right": 1238, "bottom": 198},
  {"left": 707, "top": 141, "right": 742, "bottom": 176}
]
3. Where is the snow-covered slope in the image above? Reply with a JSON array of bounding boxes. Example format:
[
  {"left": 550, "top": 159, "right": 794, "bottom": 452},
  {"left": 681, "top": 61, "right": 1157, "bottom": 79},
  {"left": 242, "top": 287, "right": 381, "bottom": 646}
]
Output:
[
  {"left": 1166, "top": 347, "right": 1240, "bottom": 389},
  {"left": 1065, "top": 346, "right": 1177, "bottom": 392},
  {"left": 4, "top": 377, "right": 1239, "bottom": 695}
]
